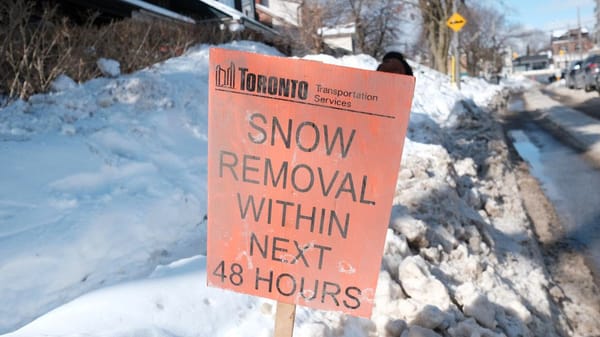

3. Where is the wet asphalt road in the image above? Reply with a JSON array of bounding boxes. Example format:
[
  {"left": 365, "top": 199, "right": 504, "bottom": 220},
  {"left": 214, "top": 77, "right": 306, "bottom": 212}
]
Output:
[{"left": 505, "top": 90, "right": 600, "bottom": 276}]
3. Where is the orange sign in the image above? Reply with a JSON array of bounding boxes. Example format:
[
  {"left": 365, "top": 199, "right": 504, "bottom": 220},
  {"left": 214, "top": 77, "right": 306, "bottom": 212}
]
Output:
[
  {"left": 447, "top": 12, "right": 467, "bottom": 32},
  {"left": 207, "top": 48, "right": 415, "bottom": 317}
]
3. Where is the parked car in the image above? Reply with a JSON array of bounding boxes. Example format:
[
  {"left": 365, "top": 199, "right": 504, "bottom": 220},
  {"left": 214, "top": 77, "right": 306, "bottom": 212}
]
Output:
[
  {"left": 566, "top": 60, "right": 582, "bottom": 89},
  {"left": 594, "top": 73, "right": 600, "bottom": 95},
  {"left": 575, "top": 54, "right": 600, "bottom": 91}
]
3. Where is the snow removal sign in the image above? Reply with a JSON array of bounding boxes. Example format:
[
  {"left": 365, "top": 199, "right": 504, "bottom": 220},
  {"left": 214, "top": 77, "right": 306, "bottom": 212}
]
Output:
[{"left": 207, "top": 48, "right": 415, "bottom": 317}]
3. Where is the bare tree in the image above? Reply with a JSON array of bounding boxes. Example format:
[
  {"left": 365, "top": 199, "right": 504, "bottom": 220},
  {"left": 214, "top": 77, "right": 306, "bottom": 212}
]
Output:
[
  {"left": 277, "top": 0, "right": 406, "bottom": 58},
  {"left": 506, "top": 26, "right": 550, "bottom": 56},
  {"left": 415, "top": 0, "right": 458, "bottom": 73},
  {"left": 263, "top": 0, "right": 329, "bottom": 55},
  {"left": 458, "top": 3, "right": 550, "bottom": 76},
  {"left": 341, "top": 0, "right": 405, "bottom": 58},
  {"left": 297, "top": 1, "right": 328, "bottom": 54},
  {"left": 459, "top": 2, "right": 508, "bottom": 76}
]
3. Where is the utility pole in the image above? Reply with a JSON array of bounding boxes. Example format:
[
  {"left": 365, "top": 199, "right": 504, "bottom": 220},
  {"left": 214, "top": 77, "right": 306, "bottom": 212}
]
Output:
[
  {"left": 578, "top": 7, "right": 583, "bottom": 61},
  {"left": 453, "top": 0, "right": 460, "bottom": 89}
]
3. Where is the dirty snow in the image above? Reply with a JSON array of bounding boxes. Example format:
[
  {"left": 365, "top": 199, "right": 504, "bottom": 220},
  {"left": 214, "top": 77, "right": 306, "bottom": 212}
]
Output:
[{"left": 0, "top": 41, "right": 572, "bottom": 337}]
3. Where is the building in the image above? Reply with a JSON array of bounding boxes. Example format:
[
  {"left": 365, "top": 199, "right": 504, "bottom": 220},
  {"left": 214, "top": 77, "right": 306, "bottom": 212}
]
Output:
[
  {"left": 254, "top": 0, "right": 355, "bottom": 54},
  {"left": 317, "top": 23, "right": 356, "bottom": 53},
  {"left": 255, "top": 0, "right": 301, "bottom": 28},
  {"left": 45, "top": 0, "right": 279, "bottom": 38},
  {"left": 512, "top": 54, "right": 551, "bottom": 72},
  {"left": 551, "top": 28, "right": 594, "bottom": 69}
]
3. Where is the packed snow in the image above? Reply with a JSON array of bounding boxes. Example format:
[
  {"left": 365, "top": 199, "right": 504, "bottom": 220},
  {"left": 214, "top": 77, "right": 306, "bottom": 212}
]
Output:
[
  {"left": 0, "top": 41, "right": 571, "bottom": 337},
  {"left": 97, "top": 58, "right": 122, "bottom": 78}
]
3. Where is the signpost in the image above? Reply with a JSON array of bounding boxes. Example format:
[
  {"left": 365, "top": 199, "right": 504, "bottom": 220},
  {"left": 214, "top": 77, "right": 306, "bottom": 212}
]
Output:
[
  {"left": 447, "top": 11, "right": 467, "bottom": 89},
  {"left": 207, "top": 48, "right": 415, "bottom": 335}
]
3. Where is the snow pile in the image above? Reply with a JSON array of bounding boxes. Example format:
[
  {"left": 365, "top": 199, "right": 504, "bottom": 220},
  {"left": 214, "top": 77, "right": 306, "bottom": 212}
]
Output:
[
  {"left": 0, "top": 40, "right": 282, "bottom": 332},
  {"left": 374, "top": 103, "right": 569, "bottom": 337},
  {"left": 97, "top": 58, "right": 121, "bottom": 78},
  {"left": 49, "top": 74, "right": 78, "bottom": 92},
  {"left": 0, "top": 42, "right": 568, "bottom": 337},
  {"left": 500, "top": 75, "right": 537, "bottom": 92}
]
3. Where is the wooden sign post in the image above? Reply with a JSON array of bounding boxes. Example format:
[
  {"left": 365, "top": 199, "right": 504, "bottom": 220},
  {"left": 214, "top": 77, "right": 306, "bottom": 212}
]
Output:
[
  {"left": 275, "top": 301, "right": 296, "bottom": 337},
  {"left": 207, "top": 48, "right": 415, "bottom": 335}
]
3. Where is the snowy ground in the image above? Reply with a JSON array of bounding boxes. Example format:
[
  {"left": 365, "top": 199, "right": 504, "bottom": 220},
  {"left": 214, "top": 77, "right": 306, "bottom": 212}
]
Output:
[{"left": 0, "top": 42, "right": 572, "bottom": 337}]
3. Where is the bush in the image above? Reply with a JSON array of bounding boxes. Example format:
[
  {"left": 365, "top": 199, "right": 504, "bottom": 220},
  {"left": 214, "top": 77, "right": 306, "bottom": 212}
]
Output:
[{"left": 0, "top": 0, "right": 280, "bottom": 102}]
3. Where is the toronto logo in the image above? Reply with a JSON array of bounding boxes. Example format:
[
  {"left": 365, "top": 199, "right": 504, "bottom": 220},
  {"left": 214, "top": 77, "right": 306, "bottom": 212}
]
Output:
[
  {"left": 215, "top": 62, "right": 310, "bottom": 101},
  {"left": 215, "top": 62, "right": 235, "bottom": 89}
]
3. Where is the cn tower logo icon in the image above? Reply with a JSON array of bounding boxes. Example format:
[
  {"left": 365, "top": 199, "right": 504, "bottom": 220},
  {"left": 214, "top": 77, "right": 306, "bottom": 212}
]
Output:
[{"left": 215, "top": 62, "right": 235, "bottom": 89}]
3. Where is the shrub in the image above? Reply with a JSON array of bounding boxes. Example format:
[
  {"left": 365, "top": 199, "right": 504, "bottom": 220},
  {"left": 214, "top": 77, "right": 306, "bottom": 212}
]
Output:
[{"left": 0, "top": 0, "right": 282, "bottom": 103}]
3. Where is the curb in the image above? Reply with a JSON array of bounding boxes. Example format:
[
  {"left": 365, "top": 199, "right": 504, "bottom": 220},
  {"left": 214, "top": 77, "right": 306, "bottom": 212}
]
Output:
[{"left": 522, "top": 89, "right": 600, "bottom": 168}]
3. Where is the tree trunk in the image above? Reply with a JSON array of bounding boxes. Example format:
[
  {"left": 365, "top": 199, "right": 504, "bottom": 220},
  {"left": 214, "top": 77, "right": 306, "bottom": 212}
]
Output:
[{"left": 419, "top": 0, "right": 452, "bottom": 74}]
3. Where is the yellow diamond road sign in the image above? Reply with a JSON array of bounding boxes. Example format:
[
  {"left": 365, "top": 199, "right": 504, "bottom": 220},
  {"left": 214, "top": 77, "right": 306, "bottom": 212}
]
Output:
[{"left": 447, "top": 12, "right": 466, "bottom": 32}]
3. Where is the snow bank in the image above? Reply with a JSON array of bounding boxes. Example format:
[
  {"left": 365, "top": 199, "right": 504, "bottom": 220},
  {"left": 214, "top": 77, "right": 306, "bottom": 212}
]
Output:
[
  {"left": 0, "top": 41, "right": 568, "bottom": 337},
  {"left": 501, "top": 75, "right": 537, "bottom": 92},
  {"left": 97, "top": 58, "right": 121, "bottom": 78},
  {"left": 0, "top": 40, "right": 282, "bottom": 332}
]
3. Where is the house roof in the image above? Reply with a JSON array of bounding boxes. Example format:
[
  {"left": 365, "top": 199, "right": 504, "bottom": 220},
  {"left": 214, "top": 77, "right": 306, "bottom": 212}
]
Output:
[
  {"left": 50, "top": 0, "right": 278, "bottom": 37},
  {"left": 513, "top": 54, "right": 550, "bottom": 64},
  {"left": 122, "top": 0, "right": 195, "bottom": 23},
  {"left": 197, "top": 0, "right": 279, "bottom": 37},
  {"left": 318, "top": 23, "right": 356, "bottom": 37},
  {"left": 551, "top": 28, "right": 590, "bottom": 40}
]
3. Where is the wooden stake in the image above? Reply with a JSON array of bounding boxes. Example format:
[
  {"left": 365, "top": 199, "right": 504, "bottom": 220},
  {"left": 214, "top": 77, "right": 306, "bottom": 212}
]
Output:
[{"left": 274, "top": 301, "right": 296, "bottom": 337}]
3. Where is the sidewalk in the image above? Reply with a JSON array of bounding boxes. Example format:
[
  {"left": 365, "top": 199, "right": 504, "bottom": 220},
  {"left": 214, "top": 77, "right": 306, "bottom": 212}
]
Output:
[{"left": 522, "top": 88, "right": 600, "bottom": 167}]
